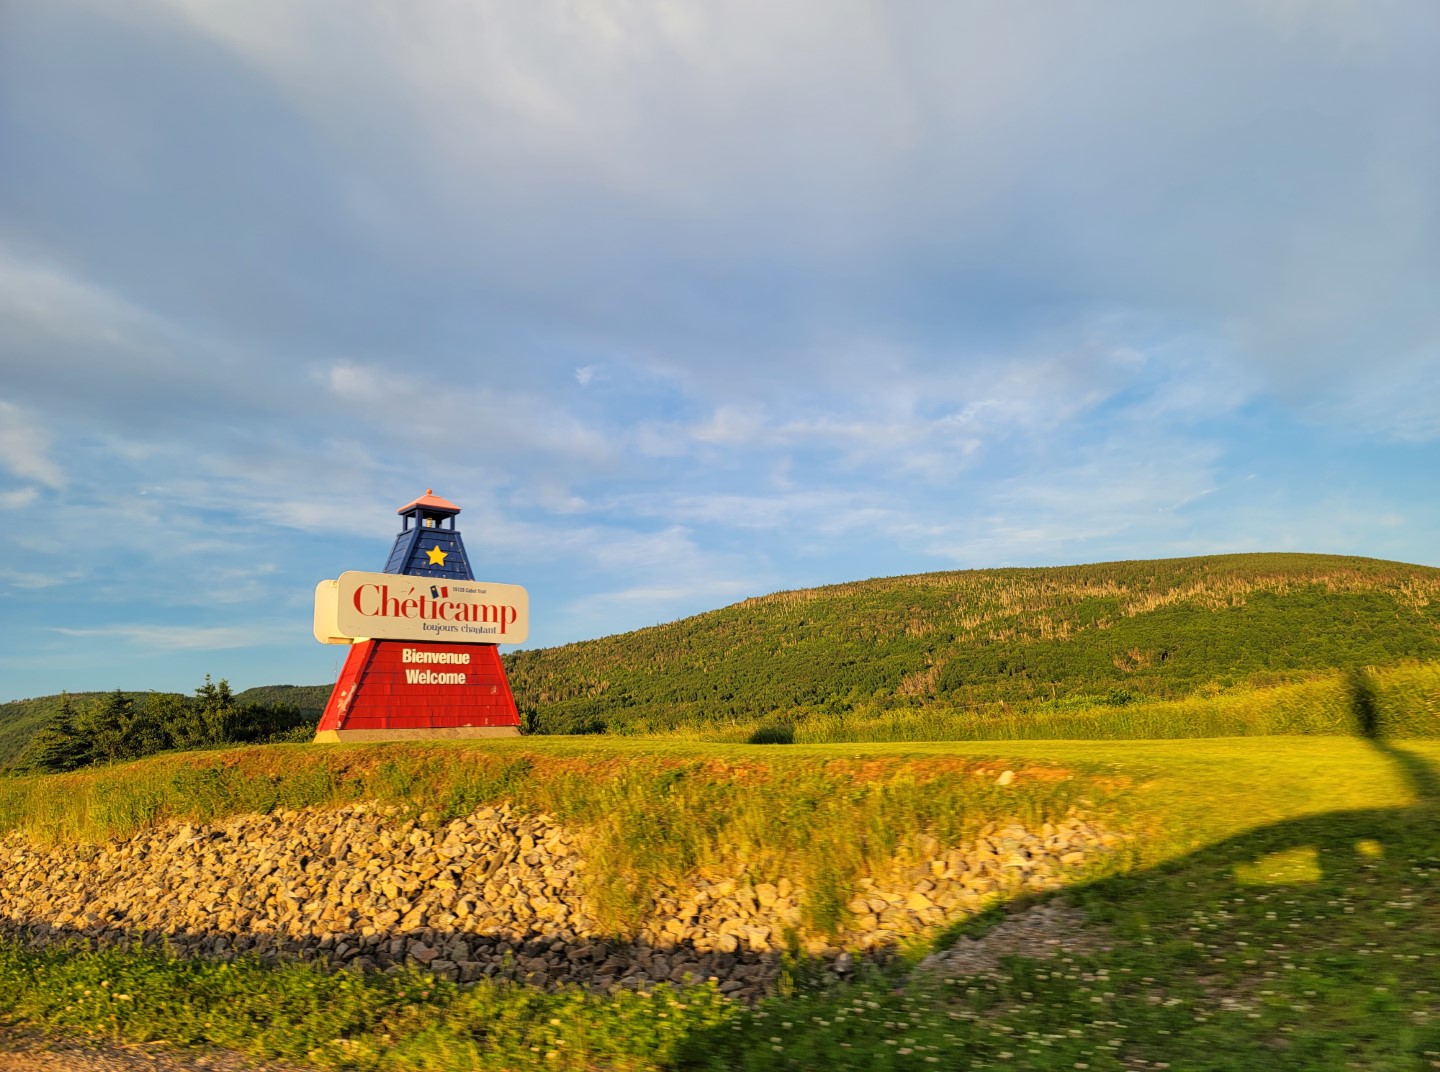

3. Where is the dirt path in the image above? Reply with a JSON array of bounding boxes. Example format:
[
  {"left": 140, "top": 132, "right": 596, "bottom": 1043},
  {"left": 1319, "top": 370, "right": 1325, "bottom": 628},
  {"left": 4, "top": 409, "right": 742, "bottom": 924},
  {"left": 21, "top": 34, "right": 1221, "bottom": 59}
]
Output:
[
  {"left": 914, "top": 900, "right": 1112, "bottom": 979},
  {"left": 0, "top": 1032, "right": 313, "bottom": 1072}
]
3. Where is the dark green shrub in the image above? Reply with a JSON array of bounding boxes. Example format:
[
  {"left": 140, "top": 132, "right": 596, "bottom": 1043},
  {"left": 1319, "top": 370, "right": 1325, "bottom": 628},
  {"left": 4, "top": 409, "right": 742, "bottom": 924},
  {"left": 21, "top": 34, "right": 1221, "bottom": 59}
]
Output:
[{"left": 748, "top": 721, "right": 795, "bottom": 744}]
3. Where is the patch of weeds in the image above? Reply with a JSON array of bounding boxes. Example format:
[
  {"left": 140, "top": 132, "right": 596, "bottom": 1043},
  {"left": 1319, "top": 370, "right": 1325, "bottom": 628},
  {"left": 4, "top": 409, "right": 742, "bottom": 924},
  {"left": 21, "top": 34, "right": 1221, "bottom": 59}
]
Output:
[
  {"left": 802, "top": 860, "right": 850, "bottom": 937},
  {"left": 438, "top": 757, "right": 535, "bottom": 821}
]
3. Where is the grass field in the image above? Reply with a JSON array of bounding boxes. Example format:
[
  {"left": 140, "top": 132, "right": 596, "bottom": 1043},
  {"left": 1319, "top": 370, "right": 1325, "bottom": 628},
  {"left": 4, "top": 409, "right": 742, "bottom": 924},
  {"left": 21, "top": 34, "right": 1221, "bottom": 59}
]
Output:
[
  {"left": 3, "top": 734, "right": 1439, "bottom": 1068},
  {"left": 0, "top": 734, "right": 1428, "bottom": 925},
  {"left": 665, "top": 660, "right": 1440, "bottom": 745}
]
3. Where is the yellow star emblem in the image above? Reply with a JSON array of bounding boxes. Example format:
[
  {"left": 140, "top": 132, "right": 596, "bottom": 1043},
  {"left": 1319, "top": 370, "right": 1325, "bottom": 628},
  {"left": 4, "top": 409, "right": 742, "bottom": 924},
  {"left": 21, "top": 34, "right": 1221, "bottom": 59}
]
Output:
[{"left": 425, "top": 544, "right": 448, "bottom": 566}]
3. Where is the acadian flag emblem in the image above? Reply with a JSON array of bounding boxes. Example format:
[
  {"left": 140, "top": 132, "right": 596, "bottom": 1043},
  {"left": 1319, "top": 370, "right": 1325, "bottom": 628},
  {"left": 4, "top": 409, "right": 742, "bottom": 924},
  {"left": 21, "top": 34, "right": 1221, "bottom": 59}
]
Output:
[{"left": 430, "top": 585, "right": 449, "bottom": 599}]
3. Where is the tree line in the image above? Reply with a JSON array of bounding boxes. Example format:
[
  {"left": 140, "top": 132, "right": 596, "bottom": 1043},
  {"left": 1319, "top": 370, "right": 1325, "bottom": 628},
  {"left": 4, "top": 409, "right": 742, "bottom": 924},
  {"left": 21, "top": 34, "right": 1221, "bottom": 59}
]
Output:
[{"left": 12, "top": 677, "right": 311, "bottom": 773}]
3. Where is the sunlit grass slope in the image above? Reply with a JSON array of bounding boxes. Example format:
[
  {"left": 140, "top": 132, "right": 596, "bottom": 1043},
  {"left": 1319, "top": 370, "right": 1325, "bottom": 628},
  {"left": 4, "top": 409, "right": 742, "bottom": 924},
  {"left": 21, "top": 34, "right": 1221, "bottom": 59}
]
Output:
[
  {"left": 684, "top": 660, "right": 1440, "bottom": 744},
  {"left": 3, "top": 736, "right": 1440, "bottom": 1070},
  {"left": 503, "top": 553, "right": 1440, "bottom": 735},
  {"left": 1, "top": 736, "right": 1433, "bottom": 933}
]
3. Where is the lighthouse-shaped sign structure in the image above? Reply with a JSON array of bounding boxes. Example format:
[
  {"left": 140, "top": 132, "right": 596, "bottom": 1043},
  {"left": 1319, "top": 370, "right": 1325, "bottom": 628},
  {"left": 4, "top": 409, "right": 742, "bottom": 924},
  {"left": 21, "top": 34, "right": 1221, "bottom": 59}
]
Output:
[{"left": 312, "top": 490, "right": 527, "bottom": 742}]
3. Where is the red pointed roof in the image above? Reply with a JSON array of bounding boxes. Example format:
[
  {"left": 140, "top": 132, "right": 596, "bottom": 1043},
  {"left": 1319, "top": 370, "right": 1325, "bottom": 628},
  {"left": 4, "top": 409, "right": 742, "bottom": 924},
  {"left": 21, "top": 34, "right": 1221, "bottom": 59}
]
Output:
[{"left": 396, "top": 488, "right": 461, "bottom": 515}]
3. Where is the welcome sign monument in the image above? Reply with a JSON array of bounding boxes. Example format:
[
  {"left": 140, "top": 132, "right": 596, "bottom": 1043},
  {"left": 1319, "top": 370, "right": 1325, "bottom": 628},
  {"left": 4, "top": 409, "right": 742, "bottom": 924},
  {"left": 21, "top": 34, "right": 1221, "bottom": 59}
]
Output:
[{"left": 311, "top": 490, "right": 527, "bottom": 741}]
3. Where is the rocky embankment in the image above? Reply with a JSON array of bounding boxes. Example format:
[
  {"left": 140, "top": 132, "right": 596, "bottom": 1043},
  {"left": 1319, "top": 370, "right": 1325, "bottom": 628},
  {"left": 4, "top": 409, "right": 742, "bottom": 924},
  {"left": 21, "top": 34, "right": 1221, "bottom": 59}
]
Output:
[{"left": 0, "top": 802, "right": 1123, "bottom": 1001}]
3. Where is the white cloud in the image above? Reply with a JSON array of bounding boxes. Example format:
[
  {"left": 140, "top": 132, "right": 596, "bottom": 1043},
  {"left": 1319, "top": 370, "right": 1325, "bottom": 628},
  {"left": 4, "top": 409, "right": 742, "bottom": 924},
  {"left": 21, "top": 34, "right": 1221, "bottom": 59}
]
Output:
[
  {"left": 561, "top": 576, "right": 759, "bottom": 639},
  {"left": 105, "top": 1, "right": 1440, "bottom": 437},
  {"left": 691, "top": 405, "right": 772, "bottom": 446},
  {"left": 0, "top": 244, "right": 324, "bottom": 444},
  {"left": 624, "top": 490, "right": 892, "bottom": 535},
  {"left": 922, "top": 443, "right": 1225, "bottom": 564},
  {"left": 531, "top": 484, "right": 590, "bottom": 514},
  {"left": 0, "top": 400, "right": 66, "bottom": 489},
  {"left": 318, "top": 360, "right": 614, "bottom": 466},
  {"left": 0, "top": 566, "right": 82, "bottom": 588},
  {"left": 0, "top": 246, "right": 161, "bottom": 355},
  {"left": 1303, "top": 347, "right": 1440, "bottom": 443},
  {"left": 0, "top": 487, "right": 40, "bottom": 510},
  {"left": 152, "top": 0, "right": 913, "bottom": 223},
  {"left": 49, "top": 623, "right": 289, "bottom": 651}
]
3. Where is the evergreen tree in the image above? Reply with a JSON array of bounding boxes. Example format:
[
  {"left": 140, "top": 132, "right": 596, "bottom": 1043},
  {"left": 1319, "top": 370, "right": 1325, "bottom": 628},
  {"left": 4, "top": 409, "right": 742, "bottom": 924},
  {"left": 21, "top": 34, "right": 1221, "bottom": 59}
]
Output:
[
  {"left": 195, "top": 675, "right": 238, "bottom": 744},
  {"left": 126, "top": 692, "right": 174, "bottom": 756},
  {"left": 14, "top": 692, "right": 91, "bottom": 772},
  {"left": 155, "top": 690, "right": 208, "bottom": 750},
  {"left": 78, "top": 690, "right": 138, "bottom": 764}
]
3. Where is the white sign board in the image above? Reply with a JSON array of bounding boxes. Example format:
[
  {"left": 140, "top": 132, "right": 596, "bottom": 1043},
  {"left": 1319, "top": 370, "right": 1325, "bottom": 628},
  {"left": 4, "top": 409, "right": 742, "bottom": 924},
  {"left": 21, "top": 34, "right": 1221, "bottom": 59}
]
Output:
[{"left": 313, "top": 571, "right": 529, "bottom": 645}]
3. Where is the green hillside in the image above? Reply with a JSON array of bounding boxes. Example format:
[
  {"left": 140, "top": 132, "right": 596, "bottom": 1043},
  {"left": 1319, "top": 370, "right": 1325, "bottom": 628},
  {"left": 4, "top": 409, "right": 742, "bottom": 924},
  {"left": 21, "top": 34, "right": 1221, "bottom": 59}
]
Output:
[
  {"left": 503, "top": 553, "right": 1440, "bottom": 735},
  {"left": 0, "top": 696, "right": 59, "bottom": 765},
  {"left": 6, "top": 554, "right": 1438, "bottom": 759}
]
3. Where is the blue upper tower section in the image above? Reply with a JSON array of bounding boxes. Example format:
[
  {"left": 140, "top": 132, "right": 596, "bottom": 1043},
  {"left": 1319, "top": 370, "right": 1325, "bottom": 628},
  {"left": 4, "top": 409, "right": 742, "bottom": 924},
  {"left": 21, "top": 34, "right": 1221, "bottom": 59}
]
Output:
[{"left": 384, "top": 489, "right": 475, "bottom": 581}]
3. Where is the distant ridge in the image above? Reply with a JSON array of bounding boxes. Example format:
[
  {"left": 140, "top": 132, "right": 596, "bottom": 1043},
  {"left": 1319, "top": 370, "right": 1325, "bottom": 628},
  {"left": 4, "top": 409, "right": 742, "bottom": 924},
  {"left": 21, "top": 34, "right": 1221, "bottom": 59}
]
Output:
[{"left": 233, "top": 684, "right": 332, "bottom": 713}]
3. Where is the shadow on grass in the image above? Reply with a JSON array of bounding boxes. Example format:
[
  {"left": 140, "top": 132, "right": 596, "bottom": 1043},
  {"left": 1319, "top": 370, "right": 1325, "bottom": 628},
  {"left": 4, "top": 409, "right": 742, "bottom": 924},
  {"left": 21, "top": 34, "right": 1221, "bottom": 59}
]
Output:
[
  {"left": 5, "top": 725, "right": 1440, "bottom": 1070},
  {"left": 679, "top": 731, "right": 1440, "bottom": 1069},
  {"left": 1369, "top": 737, "right": 1440, "bottom": 802}
]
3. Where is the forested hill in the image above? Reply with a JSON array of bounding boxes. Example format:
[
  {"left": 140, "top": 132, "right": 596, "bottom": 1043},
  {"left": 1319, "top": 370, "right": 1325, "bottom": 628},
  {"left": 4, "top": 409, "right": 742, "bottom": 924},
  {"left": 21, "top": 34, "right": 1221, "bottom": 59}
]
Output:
[
  {"left": 503, "top": 553, "right": 1440, "bottom": 734},
  {"left": 233, "top": 684, "right": 331, "bottom": 713}
]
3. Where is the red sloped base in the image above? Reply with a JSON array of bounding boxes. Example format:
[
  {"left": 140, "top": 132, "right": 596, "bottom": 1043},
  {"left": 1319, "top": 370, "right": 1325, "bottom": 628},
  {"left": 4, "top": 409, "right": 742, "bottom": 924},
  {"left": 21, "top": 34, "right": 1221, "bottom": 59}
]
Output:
[{"left": 316, "top": 639, "right": 520, "bottom": 736}]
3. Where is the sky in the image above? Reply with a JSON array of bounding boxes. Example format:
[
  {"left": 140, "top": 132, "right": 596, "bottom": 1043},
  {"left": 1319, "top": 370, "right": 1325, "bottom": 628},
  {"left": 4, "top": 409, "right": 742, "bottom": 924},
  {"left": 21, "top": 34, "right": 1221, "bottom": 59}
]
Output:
[{"left": 1, "top": 0, "right": 1438, "bottom": 702}]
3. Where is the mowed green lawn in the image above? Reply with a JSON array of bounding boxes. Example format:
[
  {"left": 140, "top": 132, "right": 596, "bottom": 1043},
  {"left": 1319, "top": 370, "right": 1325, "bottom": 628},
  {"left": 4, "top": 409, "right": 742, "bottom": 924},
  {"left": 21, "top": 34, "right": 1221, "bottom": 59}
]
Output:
[{"left": 1, "top": 735, "right": 1438, "bottom": 1070}]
